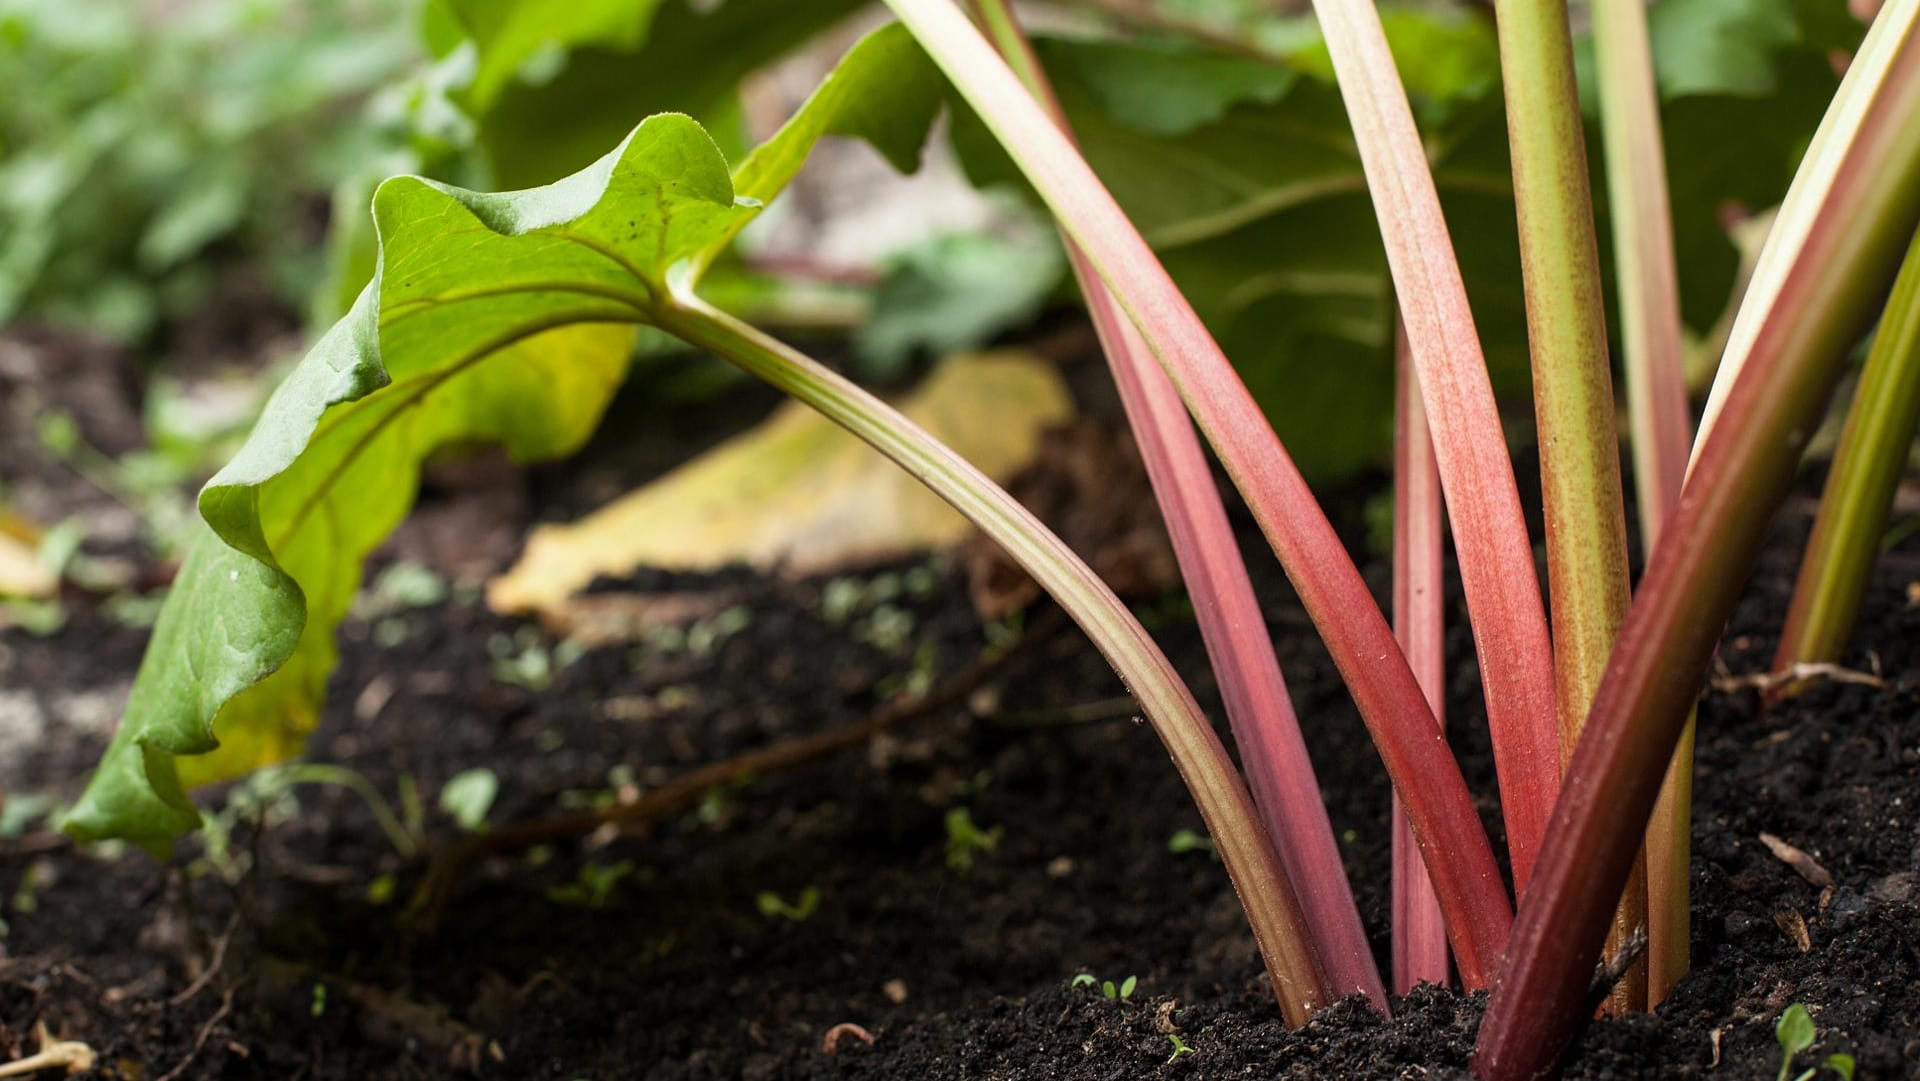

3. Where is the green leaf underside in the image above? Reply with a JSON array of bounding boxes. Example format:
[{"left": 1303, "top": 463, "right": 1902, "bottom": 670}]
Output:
[{"left": 66, "top": 26, "right": 942, "bottom": 851}]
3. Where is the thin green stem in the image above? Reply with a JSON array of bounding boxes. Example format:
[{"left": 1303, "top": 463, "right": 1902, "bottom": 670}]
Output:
[
  {"left": 274, "top": 764, "right": 419, "bottom": 861},
  {"left": 1592, "top": 0, "right": 1693, "bottom": 546},
  {"left": 963, "top": 0, "right": 1386, "bottom": 1008},
  {"left": 652, "top": 292, "right": 1332, "bottom": 1023},
  {"left": 1777, "top": 225, "right": 1920, "bottom": 669},
  {"left": 1490, "top": 0, "right": 1640, "bottom": 1011}
]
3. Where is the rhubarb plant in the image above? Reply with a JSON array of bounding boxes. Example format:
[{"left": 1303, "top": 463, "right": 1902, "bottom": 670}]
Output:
[
  {"left": 63, "top": 25, "right": 1332, "bottom": 1020},
  {"left": 65, "top": 2, "right": 1920, "bottom": 1079}
]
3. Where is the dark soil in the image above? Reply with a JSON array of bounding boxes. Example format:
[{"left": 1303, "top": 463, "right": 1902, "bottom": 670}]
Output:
[{"left": 3, "top": 360, "right": 1919, "bottom": 1080}]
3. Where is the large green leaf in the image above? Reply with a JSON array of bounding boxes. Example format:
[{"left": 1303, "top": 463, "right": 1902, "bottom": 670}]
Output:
[
  {"left": 67, "top": 26, "right": 942, "bottom": 851},
  {"left": 321, "top": 0, "right": 868, "bottom": 316}
]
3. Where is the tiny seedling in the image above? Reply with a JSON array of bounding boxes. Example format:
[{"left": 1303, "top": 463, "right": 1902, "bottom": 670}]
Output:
[
  {"left": 1775, "top": 1004, "right": 1856, "bottom": 1081},
  {"left": 547, "top": 860, "right": 637, "bottom": 909},
  {"left": 1067, "top": 972, "right": 1139, "bottom": 1000},
  {"left": 756, "top": 886, "right": 823, "bottom": 923},
  {"left": 944, "top": 807, "right": 1002, "bottom": 871},
  {"left": 438, "top": 768, "right": 500, "bottom": 833},
  {"left": 1167, "top": 829, "right": 1215, "bottom": 857},
  {"left": 857, "top": 603, "right": 918, "bottom": 656},
  {"left": 1166, "top": 1034, "right": 1195, "bottom": 1064},
  {"left": 686, "top": 606, "right": 752, "bottom": 656},
  {"left": 489, "top": 627, "right": 584, "bottom": 691},
  {"left": 196, "top": 763, "right": 419, "bottom": 882},
  {"left": 877, "top": 639, "right": 940, "bottom": 699}
]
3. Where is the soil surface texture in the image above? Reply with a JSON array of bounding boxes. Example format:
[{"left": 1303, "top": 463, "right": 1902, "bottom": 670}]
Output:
[{"left": 2, "top": 358, "right": 1918, "bottom": 1081}]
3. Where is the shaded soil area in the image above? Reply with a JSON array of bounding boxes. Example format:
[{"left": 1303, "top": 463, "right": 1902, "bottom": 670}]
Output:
[{"left": 3, "top": 373, "right": 1919, "bottom": 1080}]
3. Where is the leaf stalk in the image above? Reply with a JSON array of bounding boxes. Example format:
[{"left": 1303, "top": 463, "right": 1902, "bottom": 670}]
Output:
[{"left": 652, "top": 291, "right": 1333, "bottom": 1022}]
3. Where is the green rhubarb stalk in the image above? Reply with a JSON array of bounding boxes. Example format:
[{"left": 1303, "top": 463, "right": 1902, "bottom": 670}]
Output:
[
  {"left": 1777, "top": 225, "right": 1920, "bottom": 670},
  {"left": 1476, "top": 5, "right": 1920, "bottom": 1077},
  {"left": 1591, "top": 0, "right": 1699, "bottom": 1007},
  {"left": 878, "top": 0, "right": 1516, "bottom": 987},
  {"left": 650, "top": 292, "right": 1334, "bottom": 1023},
  {"left": 1490, "top": 0, "right": 1641, "bottom": 1012},
  {"left": 963, "top": 0, "right": 1387, "bottom": 1008}
]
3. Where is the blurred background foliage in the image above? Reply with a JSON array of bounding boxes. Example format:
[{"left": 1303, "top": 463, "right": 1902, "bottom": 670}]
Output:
[
  {"left": 0, "top": 0, "right": 1862, "bottom": 485},
  {"left": 0, "top": 0, "right": 419, "bottom": 342}
]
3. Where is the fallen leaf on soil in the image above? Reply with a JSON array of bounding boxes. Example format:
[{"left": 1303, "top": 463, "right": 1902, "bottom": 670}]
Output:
[
  {"left": 0, "top": 513, "right": 55, "bottom": 599},
  {"left": 1759, "top": 832, "right": 1834, "bottom": 888},
  {"left": 488, "top": 351, "right": 1072, "bottom": 618}
]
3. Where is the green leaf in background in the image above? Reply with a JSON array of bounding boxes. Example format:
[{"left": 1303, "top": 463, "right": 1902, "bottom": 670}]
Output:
[
  {"left": 470, "top": 0, "right": 868, "bottom": 188},
  {"left": 856, "top": 230, "right": 1065, "bottom": 377},
  {"left": 66, "top": 25, "right": 943, "bottom": 851},
  {"left": 953, "top": 0, "right": 1851, "bottom": 481},
  {"left": 952, "top": 12, "right": 1517, "bottom": 482},
  {"left": 1044, "top": 39, "right": 1297, "bottom": 137},
  {"left": 0, "top": 0, "right": 420, "bottom": 339},
  {"left": 1618, "top": 0, "right": 1856, "bottom": 333},
  {"left": 446, "top": 0, "right": 668, "bottom": 113}
]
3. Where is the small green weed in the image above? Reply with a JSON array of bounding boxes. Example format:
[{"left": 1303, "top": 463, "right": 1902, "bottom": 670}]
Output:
[
  {"left": 1775, "top": 1004, "right": 1855, "bottom": 1081},
  {"left": 756, "top": 887, "right": 822, "bottom": 922},
  {"left": 944, "top": 807, "right": 1002, "bottom": 871}
]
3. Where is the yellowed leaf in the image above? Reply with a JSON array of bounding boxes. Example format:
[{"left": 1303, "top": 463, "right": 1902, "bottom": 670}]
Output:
[
  {"left": 488, "top": 350, "right": 1073, "bottom": 617},
  {"left": 0, "top": 513, "right": 55, "bottom": 600}
]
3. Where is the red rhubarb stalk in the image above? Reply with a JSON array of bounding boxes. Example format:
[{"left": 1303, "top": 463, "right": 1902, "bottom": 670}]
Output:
[
  {"left": 1391, "top": 321, "right": 1450, "bottom": 993},
  {"left": 963, "top": 0, "right": 1387, "bottom": 1008},
  {"left": 1308, "top": 0, "right": 1561, "bottom": 890}
]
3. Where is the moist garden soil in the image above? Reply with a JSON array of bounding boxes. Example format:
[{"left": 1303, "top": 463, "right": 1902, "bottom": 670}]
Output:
[{"left": 3, "top": 341, "right": 1919, "bottom": 1081}]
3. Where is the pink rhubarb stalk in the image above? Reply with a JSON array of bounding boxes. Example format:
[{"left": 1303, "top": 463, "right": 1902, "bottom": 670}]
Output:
[{"left": 879, "top": 0, "right": 1515, "bottom": 987}]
